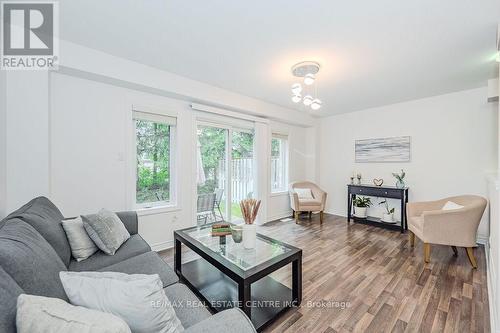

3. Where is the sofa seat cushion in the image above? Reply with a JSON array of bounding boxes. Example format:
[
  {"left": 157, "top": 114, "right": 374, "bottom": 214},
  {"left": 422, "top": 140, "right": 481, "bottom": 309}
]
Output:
[
  {"left": 163, "top": 284, "right": 211, "bottom": 328},
  {"left": 298, "top": 198, "right": 322, "bottom": 209},
  {"left": 0, "top": 267, "right": 24, "bottom": 333},
  {"left": 5, "top": 196, "right": 71, "bottom": 266},
  {"left": 184, "top": 309, "right": 256, "bottom": 333},
  {"left": 69, "top": 234, "right": 150, "bottom": 271},
  {"left": 99, "top": 252, "right": 179, "bottom": 288},
  {"left": 0, "top": 219, "right": 68, "bottom": 300}
]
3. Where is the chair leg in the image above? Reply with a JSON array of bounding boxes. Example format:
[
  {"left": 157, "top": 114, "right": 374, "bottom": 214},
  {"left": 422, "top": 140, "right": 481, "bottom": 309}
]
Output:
[
  {"left": 409, "top": 231, "right": 415, "bottom": 247},
  {"left": 466, "top": 247, "right": 478, "bottom": 269},
  {"left": 451, "top": 246, "right": 458, "bottom": 257},
  {"left": 309, "top": 211, "right": 312, "bottom": 219},
  {"left": 295, "top": 211, "right": 299, "bottom": 224},
  {"left": 424, "top": 243, "right": 431, "bottom": 263},
  {"left": 320, "top": 211, "right": 324, "bottom": 224}
]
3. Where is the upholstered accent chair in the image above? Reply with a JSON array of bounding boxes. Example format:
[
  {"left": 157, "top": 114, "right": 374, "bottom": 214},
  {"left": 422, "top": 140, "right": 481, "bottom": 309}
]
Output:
[
  {"left": 407, "top": 195, "right": 487, "bottom": 268},
  {"left": 289, "top": 181, "right": 327, "bottom": 224}
]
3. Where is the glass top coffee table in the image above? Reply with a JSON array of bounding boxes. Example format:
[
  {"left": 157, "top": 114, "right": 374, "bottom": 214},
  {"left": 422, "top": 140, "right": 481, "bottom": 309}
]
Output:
[{"left": 174, "top": 224, "right": 302, "bottom": 332}]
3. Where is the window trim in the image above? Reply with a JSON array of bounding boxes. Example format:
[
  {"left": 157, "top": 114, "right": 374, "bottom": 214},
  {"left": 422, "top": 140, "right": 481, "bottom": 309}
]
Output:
[
  {"left": 133, "top": 111, "right": 177, "bottom": 210},
  {"left": 270, "top": 133, "right": 289, "bottom": 194}
]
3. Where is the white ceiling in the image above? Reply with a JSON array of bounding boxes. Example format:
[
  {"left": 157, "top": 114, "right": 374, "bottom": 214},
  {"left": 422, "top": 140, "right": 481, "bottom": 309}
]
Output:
[{"left": 59, "top": 1, "right": 500, "bottom": 117}]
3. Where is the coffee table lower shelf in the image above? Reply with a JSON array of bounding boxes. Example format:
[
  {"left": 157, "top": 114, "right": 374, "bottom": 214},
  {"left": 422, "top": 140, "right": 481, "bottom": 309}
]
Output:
[{"left": 181, "top": 258, "right": 293, "bottom": 332}]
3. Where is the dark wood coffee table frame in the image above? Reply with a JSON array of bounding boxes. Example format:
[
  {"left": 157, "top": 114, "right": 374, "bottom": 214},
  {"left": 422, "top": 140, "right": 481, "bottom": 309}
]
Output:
[{"left": 174, "top": 227, "right": 302, "bottom": 332}]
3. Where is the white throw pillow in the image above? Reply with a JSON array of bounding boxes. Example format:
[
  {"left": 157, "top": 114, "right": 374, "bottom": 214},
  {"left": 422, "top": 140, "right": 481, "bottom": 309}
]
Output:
[
  {"left": 16, "top": 294, "right": 131, "bottom": 333},
  {"left": 62, "top": 216, "right": 98, "bottom": 261},
  {"left": 442, "top": 201, "right": 464, "bottom": 211},
  {"left": 295, "top": 188, "right": 314, "bottom": 199},
  {"left": 60, "top": 271, "right": 184, "bottom": 333}
]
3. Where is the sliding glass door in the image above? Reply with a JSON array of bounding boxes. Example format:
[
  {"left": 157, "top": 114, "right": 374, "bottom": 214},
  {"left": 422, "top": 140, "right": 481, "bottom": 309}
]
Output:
[
  {"left": 230, "top": 130, "right": 254, "bottom": 220},
  {"left": 196, "top": 123, "right": 254, "bottom": 224}
]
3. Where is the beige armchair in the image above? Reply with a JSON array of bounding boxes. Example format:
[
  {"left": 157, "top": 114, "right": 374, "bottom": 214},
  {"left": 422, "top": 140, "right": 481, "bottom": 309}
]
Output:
[
  {"left": 289, "top": 181, "right": 327, "bottom": 224},
  {"left": 407, "top": 195, "right": 487, "bottom": 268}
]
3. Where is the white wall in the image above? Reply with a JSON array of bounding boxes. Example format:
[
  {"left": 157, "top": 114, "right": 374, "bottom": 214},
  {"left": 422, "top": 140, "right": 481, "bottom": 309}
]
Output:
[
  {"left": 43, "top": 72, "right": 312, "bottom": 250},
  {"left": 266, "top": 121, "right": 316, "bottom": 221},
  {"left": 318, "top": 87, "right": 497, "bottom": 241},
  {"left": 486, "top": 58, "right": 499, "bottom": 333},
  {"left": 1, "top": 41, "right": 315, "bottom": 250}
]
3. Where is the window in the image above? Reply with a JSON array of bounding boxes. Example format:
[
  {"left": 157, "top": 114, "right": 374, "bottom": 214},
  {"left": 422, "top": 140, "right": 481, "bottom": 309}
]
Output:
[
  {"left": 271, "top": 134, "right": 288, "bottom": 193},
  {"left": 134, "top": 111, "right": 176, "bottom": 208}
]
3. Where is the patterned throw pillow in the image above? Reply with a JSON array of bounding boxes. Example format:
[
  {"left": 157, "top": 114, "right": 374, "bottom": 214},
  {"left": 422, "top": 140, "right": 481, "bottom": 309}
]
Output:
[{"left": 82, "top": 209, "right": 130, "bottom": 255}]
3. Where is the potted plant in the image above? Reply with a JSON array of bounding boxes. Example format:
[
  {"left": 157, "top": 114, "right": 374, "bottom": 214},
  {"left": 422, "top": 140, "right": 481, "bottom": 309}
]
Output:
[
  {"left": 392, "top": 169, "right": 406, "bottom": 188},
  {"left": 240, "top": 198, "right": 261, "bottom": 249},
  {"left": 353, "top": 196, "right": 372, "bottom": 218},
  {"left": 379, "top": 200, "right": 395, "bottom": 222}
]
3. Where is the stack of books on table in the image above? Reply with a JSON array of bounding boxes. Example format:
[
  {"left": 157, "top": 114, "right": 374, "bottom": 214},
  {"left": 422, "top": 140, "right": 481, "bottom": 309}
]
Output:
[{"left": 211, "top": 223, "right": 231, "bottom": 236}]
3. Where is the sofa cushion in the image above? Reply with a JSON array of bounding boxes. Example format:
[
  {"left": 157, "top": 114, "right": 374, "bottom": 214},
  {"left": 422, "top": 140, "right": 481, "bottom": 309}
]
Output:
[
  {"left": 99, "top": 251, "right": 179, "bottom": 288},
  {"left": 5, "top": 196, "right": 71, "bottom": 266},
  {"left": 16, "top": 294, "right": 132, "bottom": 333},
  {"left": 60, "top": 271, "right": 184, "bottom": 333},
  {"left": 164, "top": 284, "right": 211, "bottom": 328},
  {"left": 69, "top": 234, "right": 151, "bottom": 271},
  {"left": 0, "top": 266, "right": 24, "bottom": 333},
  {"left": 82, "top": 209, "right": 130, "bottom": 255},
  {"left": 0, "top": 219, "right": 68, "bottom": 300},
  {"left": 184, "top": 308, "right": 256, "bottom": 333}
]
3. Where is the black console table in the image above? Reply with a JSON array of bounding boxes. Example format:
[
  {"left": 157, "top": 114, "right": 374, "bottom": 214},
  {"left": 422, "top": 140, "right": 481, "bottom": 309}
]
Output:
[{"left": 347, "top": 184, "right": 409, "bottom": 233}]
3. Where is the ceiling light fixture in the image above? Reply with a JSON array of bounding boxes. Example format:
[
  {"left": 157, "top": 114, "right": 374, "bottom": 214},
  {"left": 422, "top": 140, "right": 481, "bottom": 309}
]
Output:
[
  {"left": 291, "top": 83, "right": 302, "bottom": 95},
  {"left": 292, "top": 94, "right": 302, "bottom": 103},
  {"left": 303, "top": 95, "right": 313, "bottom": 106},
  {"left": 290, "top": 61, "right": 322, "bottom": 111},
  {"left": 304, "top": 73, "right": 315, "bottom": 85},
  {"left": 310, "top": 99, "right": 322, "bottom": 110}
]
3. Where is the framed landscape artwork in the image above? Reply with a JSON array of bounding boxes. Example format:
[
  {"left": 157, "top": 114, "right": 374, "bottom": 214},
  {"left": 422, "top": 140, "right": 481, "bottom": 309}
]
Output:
[{"left": 355, "top": 136, "right": 411, "bottom": 162}]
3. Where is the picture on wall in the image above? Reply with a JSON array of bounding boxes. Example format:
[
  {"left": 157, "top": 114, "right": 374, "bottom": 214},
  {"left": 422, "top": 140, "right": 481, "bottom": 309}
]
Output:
[{"left": 355, "top": 136, "right": 411, "bottom": 162}]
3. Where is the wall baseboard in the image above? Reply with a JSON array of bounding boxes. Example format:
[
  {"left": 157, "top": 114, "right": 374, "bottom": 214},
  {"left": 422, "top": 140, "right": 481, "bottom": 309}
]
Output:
[
  {"left": 266, "top": 210, "right": 293, "bottom": 223},
  {"left": 151, "top": 240, "right": 174, "bottom": 252}
]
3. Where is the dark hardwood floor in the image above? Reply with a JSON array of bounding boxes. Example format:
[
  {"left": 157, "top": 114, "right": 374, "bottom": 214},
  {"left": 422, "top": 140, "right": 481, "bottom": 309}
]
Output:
[{"left": 159, "top": 213, "right": 490, "bottom": 333}]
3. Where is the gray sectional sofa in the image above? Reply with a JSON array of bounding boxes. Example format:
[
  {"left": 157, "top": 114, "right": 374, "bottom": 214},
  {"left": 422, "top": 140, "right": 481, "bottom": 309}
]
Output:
[{"left": 0, "top": 197, "right": 256, "bottom": 333}]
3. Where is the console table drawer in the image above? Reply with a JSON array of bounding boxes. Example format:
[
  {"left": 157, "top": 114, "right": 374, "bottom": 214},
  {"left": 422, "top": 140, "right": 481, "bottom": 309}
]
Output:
[{"left": 350, "top": 187, "right": 402, "bottom": 199}]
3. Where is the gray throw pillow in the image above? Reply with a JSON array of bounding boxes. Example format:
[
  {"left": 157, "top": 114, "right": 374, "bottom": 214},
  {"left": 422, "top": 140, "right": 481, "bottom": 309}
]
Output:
[
  {"left": 82, "top": 209, "right": 130, "bottom": 255},
  {"left": 62, "top": 217, "right": 98, "bottom": 261},
  {"left": 60, "top": 271, "right": 184, "bottom": 333},
  {"left": 17, "top": 294, "right": 131, "bottom": 333}
]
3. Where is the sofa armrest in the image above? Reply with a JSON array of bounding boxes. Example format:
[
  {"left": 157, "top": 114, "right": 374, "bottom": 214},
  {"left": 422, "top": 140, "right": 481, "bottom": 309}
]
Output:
[
  {"left": 184, "top": 308, "right": 256, "bottom": 333},
  {"left": 115, "top": 211, "right": 138, "bottom": 235},
  {"left": 422, "top": 207, "right": 483, "bottom": 247},
  {"left": 406, "top": 200, "right": 444, "bottom": 218},
  {"left": 289, "top": 191, "right": 300, "bottom": 211}
]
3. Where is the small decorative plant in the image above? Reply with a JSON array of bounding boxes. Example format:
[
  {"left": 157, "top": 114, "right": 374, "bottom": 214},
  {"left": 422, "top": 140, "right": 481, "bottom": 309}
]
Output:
[
  {"left": 353, "top": 196, "right": 372, "bottom": 208},
  {"left": 379, "top": 199, "right": 395, "bottom": 222},
  {"left": 240, "top": 199, "right": 261, "bottom": 225},
  {"left": 392, "top": 169, "right": 406, "bottom": 188},
  {"left": 379, "top": 200, "right": 395, "bottom": 214},
  {"left": 353, "top": 196, "right": 371, "bottom": 218}
]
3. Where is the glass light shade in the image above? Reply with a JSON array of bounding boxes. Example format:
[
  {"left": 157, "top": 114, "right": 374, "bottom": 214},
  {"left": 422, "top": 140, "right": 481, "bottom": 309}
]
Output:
[
  {"left": 304, "top": 73, "right": 315, "bottom": 85},
  {"left": 303, "top": 95, "right": 313, "bottom": 106},
  {"left": 291, "top": 94, "right": 302, "bottom": 103},
  {"left": 310, "top": 99, "right": 322, "bottom": 110},
  {"left": 291, "top": 83, "right": 302, "bottom": 95},
  {"left": 496, "top": 52, "right": 500, "bottom": 63}
]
